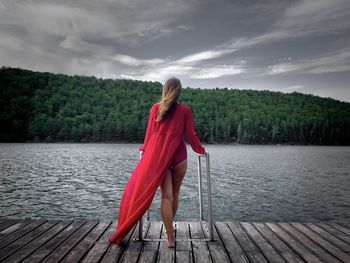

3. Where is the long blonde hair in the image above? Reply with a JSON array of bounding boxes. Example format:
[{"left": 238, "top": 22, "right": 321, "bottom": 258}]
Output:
[{"left": 155, "top": 77, "right": 182, "bottom": 122}]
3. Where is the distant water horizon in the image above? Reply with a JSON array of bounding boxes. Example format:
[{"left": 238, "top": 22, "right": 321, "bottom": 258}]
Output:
[
  {"left": 0, "top": 143, "right": 349, "bottom": 223},
  {"left": 5, "top": 141, "right": 350, "bottom": 146}
]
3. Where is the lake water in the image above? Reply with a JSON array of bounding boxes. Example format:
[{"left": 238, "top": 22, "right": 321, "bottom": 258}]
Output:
[{"left": 0, "top": 143, "right": 349, "bottom": 223}]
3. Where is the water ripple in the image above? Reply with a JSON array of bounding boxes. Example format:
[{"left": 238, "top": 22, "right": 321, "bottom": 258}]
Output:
[{"left": 0, "top": 143, "right": 349, "bottom": 223}]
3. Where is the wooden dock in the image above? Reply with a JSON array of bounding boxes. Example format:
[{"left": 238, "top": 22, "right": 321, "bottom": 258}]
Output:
[{"left": 0, "top": 218, "right": 349, "bottom": 262}]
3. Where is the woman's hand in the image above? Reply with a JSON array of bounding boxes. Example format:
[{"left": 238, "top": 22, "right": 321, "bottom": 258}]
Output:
[{"left": 198, "top": 150, "right": 206, "bottom": 156}]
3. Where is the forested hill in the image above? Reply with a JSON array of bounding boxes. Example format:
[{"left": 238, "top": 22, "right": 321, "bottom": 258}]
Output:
[{"left": 1, "top": 66, "right": 349, "bottom": 145}]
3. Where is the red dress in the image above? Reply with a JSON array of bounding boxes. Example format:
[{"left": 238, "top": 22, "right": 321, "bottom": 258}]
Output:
[{"left": 108, "top": 102, "right": 205, "bottom": 245}]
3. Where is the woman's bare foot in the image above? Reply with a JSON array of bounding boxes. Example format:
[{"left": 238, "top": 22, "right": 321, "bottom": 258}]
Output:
[
  {"left": 109, "top": 238, "right": 126, "bottom": 247},
  {"left": 166, "top": 238, "right": 175, "bottom": 248}
]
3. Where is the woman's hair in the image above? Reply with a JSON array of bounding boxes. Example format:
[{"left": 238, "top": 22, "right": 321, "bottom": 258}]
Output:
[{"left": 155, "top": 77, "right": 182, "bottom": 122}]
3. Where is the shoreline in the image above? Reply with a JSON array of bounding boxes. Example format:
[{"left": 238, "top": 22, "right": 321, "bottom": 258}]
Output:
[{"left": 0, "top": 141, "right": 349, "bottom": 146}]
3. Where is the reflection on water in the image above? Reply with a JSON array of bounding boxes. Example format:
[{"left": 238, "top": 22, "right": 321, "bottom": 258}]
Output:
[{"left": 0, "top": 143, "right": 349, "bottom": 223}]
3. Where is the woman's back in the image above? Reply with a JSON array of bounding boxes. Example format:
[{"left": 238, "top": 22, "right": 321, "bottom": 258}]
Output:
[
  {"left": 148, "top": 102, "right": 205, "bottom": 154},
  {"left": 153, "top": 102, "right": 185, "bottom": 135}
]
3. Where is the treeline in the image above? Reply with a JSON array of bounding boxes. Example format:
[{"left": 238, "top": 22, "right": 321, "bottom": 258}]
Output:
[{"left": 1, "top": 66, "right": 350, "bottom": 145}]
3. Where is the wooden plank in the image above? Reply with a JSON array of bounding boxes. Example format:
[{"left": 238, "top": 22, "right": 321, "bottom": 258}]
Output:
[
  {"left": 176, "top": 251, "right": 192, "bottom": 263},
  {"left": 316, "top": 223, "right": 350, "bottom": 244},
  {"left": 227, "top": 221, "right": 268, "bottom": 263},
  {"left": 202, "top": 221, "right": 230, "bottom": 263},
  {"left": 291, "top": 223, "right": 350, "bottom": 262},
  {"left": 0, "top": 219, "right": 22, "bottom": 232},
  {"left": 42, "top": 220, "right": 99, "bottom": 263},
  {"left": 176, "top": 221, "right": 192, "bottom": 263},
  {"left": 138, "top": 250, "right": 157, "bottom": 263},
  {"left": 0, "top": 219, "right": 9, "bottom": 229},
  {"left": 0, "top": 220, "right": 58, "bottom": 262},
  {"left": 332, "top": 223, "right": 350, "bottom": 237},
  {"left": 100, "top": 223, "right": 137, "bottom": 263},
  {"left": 280, "top": 252, "right": 304, "bottom": 263},
  {"left": 60, "top": 220, "right": 111, "bottom": 262},
  {"left": 176, "top": 221, "right": 191, "bottom": 251},
  {"left": 252, "top": 222, "right": 306, "bottom": 263},
  {"left": 119, "top": 219, "right": 150, "bottom": 263},
  {"left": 0, "top": 219, "right": 33, "bottom": 240},
  {"left": 215, "top": 222, "right": 249, "bottom": 263},
  {"left": 188, "top": 221, "right": 211, "bottom": 263},
  {"left": 306, "top": 223, "right": 350, "bottom": 252},
  {"left": 158, "top": 223, "right": 175, "bottom": 263},
  {"left": 2, "top": 219, "right": 73, "bottom": 263},
  {"left": 247, "top": 253, "right": 272, "bottom": 263},
  {"left": 22, "top": 219, "right": 86, "bottom": 263},
  {"left": 339, "top": 223, "right": 350, "bottom": 229},
  {"left": 0, "top": 219, "right": 47, "bottom": 250},
  {"left": 241, "top": 222, "right": 286, "bottom": 263},
  {"left": 1, "top": 218, "right": 349, "bottom": 263},
  {"left": 142, "top": 221, "right": 162, "bottom": 251},
  {"left": 266, "top": 222, "right": 322, "bottom": 263},
  {"left": 227, "top": 221, "right": 260, "bottom": 252},
  {"left": 81, "top": 220, "right": 117, "bottom": 263},
  {"left": 279, "top": 222, "right": 341, "bottom": 263},
  {"left": 138, "top": 221, "right": 162, "bottom": 263}
]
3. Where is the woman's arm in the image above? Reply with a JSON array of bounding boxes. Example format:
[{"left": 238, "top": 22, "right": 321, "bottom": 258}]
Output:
[
  {"left": 184, "top": 107, "right": 205, "bottom": 154},
  {"left": 139, "top": 105, "right": 155, "bottom": 152}
]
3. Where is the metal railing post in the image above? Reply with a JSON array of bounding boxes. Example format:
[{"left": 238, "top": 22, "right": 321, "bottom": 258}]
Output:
[
  {"left": 197, "top": 155, "right": 204, "bottom": 221},
  {"left": 197, "top": 152, "right": 214, "bottom": 241},
  {"left": 138, "top": 216, "right": 143, "bottom": 240},
  {"left": 137, "top": 151, "right": 144, "bottom": 241},
  {"left": 205, "top": 152, "right": 214, "bottom": 241}
]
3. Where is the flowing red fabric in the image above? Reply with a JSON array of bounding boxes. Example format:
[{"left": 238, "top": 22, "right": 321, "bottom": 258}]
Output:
[{"left": 108, "top": 102, "right": 205, "bottom": 245}]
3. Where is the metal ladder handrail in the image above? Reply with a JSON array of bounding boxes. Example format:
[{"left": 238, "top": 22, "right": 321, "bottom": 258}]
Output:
[{"left": 136, "top": 150, "right": 214, "bottom": 242}]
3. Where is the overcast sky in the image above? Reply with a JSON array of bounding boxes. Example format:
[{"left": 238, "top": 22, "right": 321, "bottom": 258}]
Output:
[{"left": 1, "top": 0, "right": 350, "bottom": 102}]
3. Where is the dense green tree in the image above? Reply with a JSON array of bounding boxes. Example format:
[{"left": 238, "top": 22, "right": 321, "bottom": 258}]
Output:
[{"left": 1, "top": 66, "right": 350, "bottom": 145}]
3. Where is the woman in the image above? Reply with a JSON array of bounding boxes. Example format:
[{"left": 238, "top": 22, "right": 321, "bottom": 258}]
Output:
[{"left": 109, "top": 77, "right": 206, "bottom": 248}]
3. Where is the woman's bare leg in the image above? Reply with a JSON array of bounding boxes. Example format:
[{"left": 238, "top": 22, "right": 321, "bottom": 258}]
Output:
[
  {"left": 171, "top": 159, "right": 188, "bottom": 219},
  {"left": 160, "top": 168, "right": 174, "bottom": 247}
]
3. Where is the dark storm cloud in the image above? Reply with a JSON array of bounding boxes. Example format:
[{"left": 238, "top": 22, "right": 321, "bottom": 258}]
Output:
[{"left": 0, "top": 0, "right": 349, "bottom": 101}]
